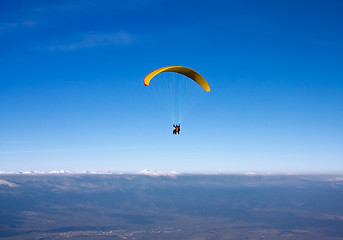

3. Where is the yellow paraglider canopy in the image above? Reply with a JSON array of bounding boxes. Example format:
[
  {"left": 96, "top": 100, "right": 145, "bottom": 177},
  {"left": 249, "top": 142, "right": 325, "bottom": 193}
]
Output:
[{"left": 143, "top": 66, "right": 210, "bottom": 92}]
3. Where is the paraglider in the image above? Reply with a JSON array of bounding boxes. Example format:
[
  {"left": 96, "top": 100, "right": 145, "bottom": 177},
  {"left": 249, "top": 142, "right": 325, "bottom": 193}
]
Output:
[
  {"left": 144, "top": 66, "right": 210, "bottom": 134},
  {"left": 143, "top": 66, "right": 210, "bottom": 92}
]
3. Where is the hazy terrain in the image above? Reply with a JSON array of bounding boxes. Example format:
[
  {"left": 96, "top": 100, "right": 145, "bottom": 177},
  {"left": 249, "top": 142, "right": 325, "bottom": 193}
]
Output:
[{"left": 0, "top": 173, "right": 343, "bottom": 239}]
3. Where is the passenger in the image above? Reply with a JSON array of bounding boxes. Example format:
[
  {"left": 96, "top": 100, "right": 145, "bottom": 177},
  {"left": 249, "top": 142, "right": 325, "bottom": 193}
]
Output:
[{"left": 173, "top": 124, "right": 180, "bottom": 135}]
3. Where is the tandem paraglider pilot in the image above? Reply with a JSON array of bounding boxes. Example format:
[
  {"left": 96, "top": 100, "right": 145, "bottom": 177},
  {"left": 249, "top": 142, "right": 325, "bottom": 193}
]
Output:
[{"left": 173, "top": 124, "right": 180, "bottom": 135}]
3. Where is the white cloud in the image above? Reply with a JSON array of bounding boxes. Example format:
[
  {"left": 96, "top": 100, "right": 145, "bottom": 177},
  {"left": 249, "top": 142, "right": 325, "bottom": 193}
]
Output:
[
  {"left": 243, "top": 172, "right": 274, "bottom": 176},
  {"left": 0, "top": 179, "right": 18, "bottom": 187},
  {"left": 326, "top": 177, "right": 343, "bottom": 182},
  {"left": 0, "top": 170, "right": 118, "bottom": 175},
  {"left": 0, "top": 20, "right": 35, "bottom": 32},
  {"left": 136, "top": 169, "right": 181, "bottom": 177},
  {"left": 47, "top": 32, "right": 134, "bottom": 51}
]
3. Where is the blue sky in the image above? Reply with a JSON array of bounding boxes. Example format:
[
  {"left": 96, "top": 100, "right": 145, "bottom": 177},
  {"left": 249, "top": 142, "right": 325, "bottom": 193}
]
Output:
[{"left": 1, "top": 0, "right": 342, "bottom": 173}]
